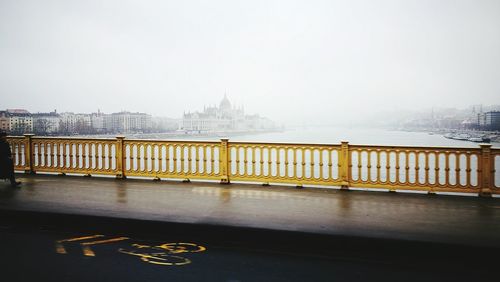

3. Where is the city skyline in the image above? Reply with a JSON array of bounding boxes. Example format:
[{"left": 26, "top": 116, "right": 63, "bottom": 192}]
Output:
[
  {"left": 2, "top": 101, "right": 499, "bottom": 133},
  {"left": 0, "top": 95, "right": 279, "bottom": 134}
]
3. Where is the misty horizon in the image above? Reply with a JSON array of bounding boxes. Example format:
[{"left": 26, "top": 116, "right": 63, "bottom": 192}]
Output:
[
  {"left": 3, "top": 101, "right": 500, "bottom": 128},
  {"left": 1, "top": 0, "right": 499, "bottom": 125}
]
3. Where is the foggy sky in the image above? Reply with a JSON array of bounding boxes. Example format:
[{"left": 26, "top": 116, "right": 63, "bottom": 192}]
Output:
[{"left": 1, "top": 0, "right": 499, "bottom": 124}]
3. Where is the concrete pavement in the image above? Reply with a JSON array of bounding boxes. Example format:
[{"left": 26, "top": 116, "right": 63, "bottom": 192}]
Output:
[{"left": 1, "top": 174, "right": 499, "bottom": 248}]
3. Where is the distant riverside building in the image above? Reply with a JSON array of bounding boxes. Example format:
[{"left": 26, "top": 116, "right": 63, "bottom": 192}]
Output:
[
  {"left": 32, "top": 110, "right": 60, "bottom": 134},
  {"left": 182, "top": 95, "right": 275, "bottom": 132},
  {"left": 105, "top": 111, "right": 152, "bottom": 133},
  {"left": 152, "top": 116, "right": 180, "bottom": 132},
  {"left": 59, "top": 112, "right": 92, "bottom": 134},
  {"left": 1, "top": 109, "right": 154, "bottom": 135},
  {"left": 0, "top": 111, "right": 9, "bottom": 132},
  {"left": 478, "top": 111, "right": 500, "bottom": 131},
  {"left": 1, "top": 109, "right": 34, "bottom": 134},
  {"left": 91, "top": 110, "right": 106, "bottom": 133}
]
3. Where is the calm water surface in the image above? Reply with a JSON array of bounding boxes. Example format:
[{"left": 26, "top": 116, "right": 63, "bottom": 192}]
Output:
[{"left": 135, "top": 127, "right": 499, "bottom": 148}]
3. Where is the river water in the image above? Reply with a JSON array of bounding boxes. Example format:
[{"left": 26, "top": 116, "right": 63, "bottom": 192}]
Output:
[{"left": 131, "top": 126, "right": 500, "bottom": 148}]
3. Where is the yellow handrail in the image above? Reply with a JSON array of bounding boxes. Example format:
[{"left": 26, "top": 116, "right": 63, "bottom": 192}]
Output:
[{"left": 6, "top": 135, "right": 499, "bottom": 196}]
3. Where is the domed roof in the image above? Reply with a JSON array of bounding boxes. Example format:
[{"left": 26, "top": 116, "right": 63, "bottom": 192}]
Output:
[{"left": 219, "top": 94, "right": 231, "bottom": 110}]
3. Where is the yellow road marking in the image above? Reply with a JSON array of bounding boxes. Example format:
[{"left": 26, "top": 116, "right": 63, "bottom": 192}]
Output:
[
  {"left": 119, "top": 249, "right": 168, "bottom": 261},
  {"left": 55, "top": 235, "right": 128, "bottom": 256},
  {"left": 159, "top": 243, "right": 207, "bottom": 253},
  {"left": 145, "top": 255, "right": 191, "bottom": 266},
  {"left": 55, "top": 243, "right": 67, "bottom": 254},
  {"left": 56, "top": 235, "right": 104, "bottom": 254},
  {"left": 77, "top": 237, "right": 130, "bottom": 257},
  {"left": 57, "top": 234, "right": 104, "bottom": 243},
  {"left": 81, "top": 237, "right": 129, "bottom": 246},
  {"left": 118, "top": 249, "right": 192, "bottom": 266},
  {"left": 56, "top": 235, "right": 206, "bottom": 264},
  {"left": 82, "top": 246, "right": 95, "bottom": 257},
  {"left": 132, "top": 243, "right": 152, "bottom": 249}
]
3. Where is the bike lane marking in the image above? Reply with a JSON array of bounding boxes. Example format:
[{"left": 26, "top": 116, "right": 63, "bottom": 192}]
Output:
[
  {"left": 56, "top": 234, "right": 105, "bottom": 254},
  {"left": 55, "top": 234, "right": 207, "bottom": 266},
  {"left": 56, "top": 235, "right": 129, "bottom": 256}
]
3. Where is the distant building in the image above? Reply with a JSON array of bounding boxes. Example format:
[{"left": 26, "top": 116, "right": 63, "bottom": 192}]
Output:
[
  {"left": 5, "top": 109, "right": 33, "bottom": 134},
  {"left": 91, "top": 110, "right": 106, "bottom": 133},
  {"left": 182, "top": 95, "right": 275, "bottom": 132},
  {"left": 0, "top": 111, "right": 9, "bottom": 132},
  {"left": 151, "top": 117, "right": 180, "bottom": 132},
  {"left": 478, "top": 111, "right": 500, "bottom": 131},
  {"left": 105, "top": 111, "right": 152, "bottom": 133},
  {"left": 243, "top": 114, "right": 276, "bottom": 130},
  {"left": 59, "top": 112, "right": 92, "bottom": 134},
  {"left": 32, "top": 110, "right": 60, "bottom": 134}
]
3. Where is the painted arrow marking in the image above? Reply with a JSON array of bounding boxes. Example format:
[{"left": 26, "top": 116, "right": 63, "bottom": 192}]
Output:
[{"left": 55, "top": 235, "right": 129, "bottom": 256}]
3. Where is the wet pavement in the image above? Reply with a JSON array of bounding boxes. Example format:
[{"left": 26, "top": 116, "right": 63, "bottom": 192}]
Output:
[{"left": 1, "top": 173, "right": 500, "bottom": 247}]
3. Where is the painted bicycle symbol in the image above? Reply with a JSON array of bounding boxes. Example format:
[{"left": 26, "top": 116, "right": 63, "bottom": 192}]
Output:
[
  {"left": 118, "top": 242, "right": 207, "bottom": 266},
  {"left": 55, "top": 235, "right": 207, "bottom": 267}
]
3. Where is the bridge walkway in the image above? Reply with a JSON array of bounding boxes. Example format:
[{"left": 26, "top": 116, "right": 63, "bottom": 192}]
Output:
[{"left": 1, "top": 173, "right": 499, "bottom": 248}]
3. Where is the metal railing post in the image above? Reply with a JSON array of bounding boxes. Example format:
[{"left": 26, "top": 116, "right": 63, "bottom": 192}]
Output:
[
  {"left": 220, "top": 138, "right": 230, "bottom": 184},
  {"left": 23, "top": 134, "right": 35, "bottom": 174},
  {"left": 340, "top": 141, "right": 350, "bottom": 189},
  {"left": 479, "top": 144, "right": 492, "bottom": 197},
  {"left": 116, "top": 136, "right": 126, "bottom": 179}
]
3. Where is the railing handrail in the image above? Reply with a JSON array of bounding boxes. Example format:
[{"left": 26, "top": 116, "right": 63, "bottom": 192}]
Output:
[
  {"left": 5, "top": 135, "right": 498, "bottom": 197},
  {"left": 9, "top": 135, "right": 497, "bottom": 150},
  {"left": 124, "top": 139, "right": 220, "bottom": 145},
  {"left": 30, "top": 136, "right": 117, "bottom": 142},
  {"left": 349, "top": 144, "right": 483, "bottom": 152},
  {"left": 229, "top": 141, "right": 342, "bottom": 147}
]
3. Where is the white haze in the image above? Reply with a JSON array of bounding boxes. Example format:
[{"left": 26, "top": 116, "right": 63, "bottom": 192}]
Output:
[{"left": 1, "top": 0, "right": 499, "bottom": 125}]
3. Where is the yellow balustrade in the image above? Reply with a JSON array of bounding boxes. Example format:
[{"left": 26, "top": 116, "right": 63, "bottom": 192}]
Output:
[
  {"left": 5, "top": 135, "right": 499, "bottom": 196},
  {"left": 348, "top": 145, "right": 484, "bottom": 194},
  {"left": 28, "top": 136, "right": 119, "bottom": 175},
  {"left": 487, "top": 147, "right": 499, "bottom": 195},
  {"left": 121, "top": 139, "right": 221, "bottom": 181},
  {"left": 7, "top": 136, "right": 26, "bottom": 171},
  {"left": 228, "top": 142, "right": 342, "bottom": 187}
]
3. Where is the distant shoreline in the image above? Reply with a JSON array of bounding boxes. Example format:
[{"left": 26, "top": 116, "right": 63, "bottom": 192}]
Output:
[
  {"left": 58, "top": 129, "right": 286, "bottom": 140},
  {"left": 396, "top": 128, "right": 500, "bottom": 144}
]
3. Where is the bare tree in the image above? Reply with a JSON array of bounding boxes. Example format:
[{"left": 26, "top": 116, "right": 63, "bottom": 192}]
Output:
[
  {"left": 11, "top": 123, "right": 31, "bottom": 135},
  {"left": 58, "top": 121, "right": 72, "bottom": 135},
  {"left": 75, "top": 120, "right": 92, "bottom": 134},
  {"left": 34, "top": 119, "right": 53, "bottom": 135}
]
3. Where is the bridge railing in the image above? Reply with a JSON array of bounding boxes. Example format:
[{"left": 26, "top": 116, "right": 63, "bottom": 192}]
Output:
[
  {"left": 228, "top": 141, "right": 343, "bottom": 187},
  {"left": 348, "top": 144, "right": 484, "bottom": 194},
  {"left": 6, "top": 134, "right": 499, "bottom": 196}
]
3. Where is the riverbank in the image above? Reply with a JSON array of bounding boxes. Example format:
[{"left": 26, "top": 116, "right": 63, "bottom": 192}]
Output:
[
  {"left": 52, "top": 129, "right": 285, "bottom": 140},
  {"left": 399, "top": 128, "right": 500, "bottom": 144}
]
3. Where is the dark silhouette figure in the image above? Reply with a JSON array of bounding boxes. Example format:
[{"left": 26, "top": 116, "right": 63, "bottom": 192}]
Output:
[{"left": 0, "top": 131, "right": 21, "bottom": 187}]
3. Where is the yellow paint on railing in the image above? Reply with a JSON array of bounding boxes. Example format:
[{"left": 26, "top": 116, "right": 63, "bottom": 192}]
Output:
[
  {"left": 347, "top": 145, "right": 484, "bottom": 194},
  {"left": 6, "top": 135, "right": 499, "bottom": 196},
  {"left": 228, "top": 142, "right": 342, "bottom": 187}
]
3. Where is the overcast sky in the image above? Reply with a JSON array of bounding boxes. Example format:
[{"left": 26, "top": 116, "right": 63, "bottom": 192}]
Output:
[{"left": 1, "top": 0, "right": 499, "bottom": 124}]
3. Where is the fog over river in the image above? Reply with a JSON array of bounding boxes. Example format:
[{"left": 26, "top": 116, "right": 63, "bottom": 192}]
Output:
[{"left": 126, "top": 127, "right": 500, "bottom": 148}]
